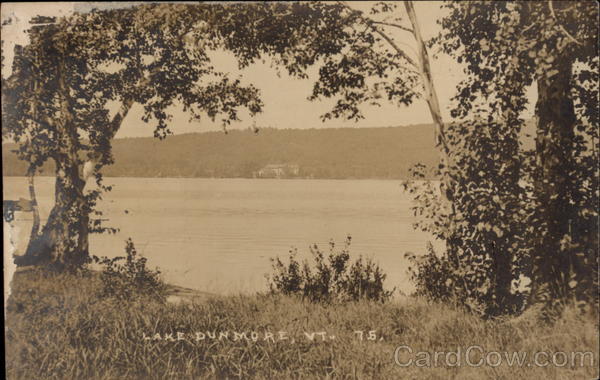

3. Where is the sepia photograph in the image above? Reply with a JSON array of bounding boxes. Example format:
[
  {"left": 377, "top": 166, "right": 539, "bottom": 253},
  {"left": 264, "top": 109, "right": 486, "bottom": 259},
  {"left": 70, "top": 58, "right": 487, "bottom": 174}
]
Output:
[{"left": 2, "top": 1, "right": 598, "bottom": 379}]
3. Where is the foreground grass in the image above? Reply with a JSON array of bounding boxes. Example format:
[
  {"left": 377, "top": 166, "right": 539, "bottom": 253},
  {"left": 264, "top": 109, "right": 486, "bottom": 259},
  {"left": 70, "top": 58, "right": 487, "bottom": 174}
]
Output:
[{"left": 5, "top": 269, "right": 599, "bottom": 380}]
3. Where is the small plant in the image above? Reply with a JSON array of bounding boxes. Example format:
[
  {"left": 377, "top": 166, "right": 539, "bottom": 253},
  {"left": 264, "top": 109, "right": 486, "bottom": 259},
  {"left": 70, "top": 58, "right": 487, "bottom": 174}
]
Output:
[
  {"left": 405, "top": 242, "right": 456, "bottom": 303},
  {"left": 94, "top": 238, "right": 166, "bottom": 302},
  {"left": 268, "top": 236, "right": 394, "bottom": 303}
]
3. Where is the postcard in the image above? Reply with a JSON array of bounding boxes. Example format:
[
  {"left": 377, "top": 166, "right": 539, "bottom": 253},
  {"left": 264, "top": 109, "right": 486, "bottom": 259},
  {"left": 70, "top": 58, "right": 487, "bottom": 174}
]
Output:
[{"left": 3, "top": 2, "right": 598, "bottom": 379}]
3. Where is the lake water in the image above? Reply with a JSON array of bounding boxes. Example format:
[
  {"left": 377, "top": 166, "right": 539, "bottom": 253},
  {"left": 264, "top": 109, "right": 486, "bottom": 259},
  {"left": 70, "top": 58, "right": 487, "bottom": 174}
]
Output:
[{"left": 3, "top": 177, "right": 440, "bottom": 295}]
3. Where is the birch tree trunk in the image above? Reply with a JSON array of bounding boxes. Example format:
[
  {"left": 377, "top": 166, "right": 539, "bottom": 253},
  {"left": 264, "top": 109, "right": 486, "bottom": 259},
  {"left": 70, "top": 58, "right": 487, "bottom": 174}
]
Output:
[
  {"left": 403, "top": 1, "right": 456, "bottom": 206},
  {"left": 403, "top": 1, "right": 464, "bottom": 266},
  {"left": 20, "top": 158, "right": 89, "bottom": 268},
  {"left": 19, "top": 53, "right": 90, "bottom": 269},
  {"left": 403, "top": 1, "right": 447, "bottom": 152},
  {"left": 27, "top": 166, "right": 40, "bottom": 241}
]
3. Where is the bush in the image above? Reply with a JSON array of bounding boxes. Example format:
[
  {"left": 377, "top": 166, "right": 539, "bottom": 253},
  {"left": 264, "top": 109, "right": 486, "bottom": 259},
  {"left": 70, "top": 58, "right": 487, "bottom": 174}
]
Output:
[
  {"left": 94, "top": 238, "right": 166, "bottom": 302},
  {"left": 406, "top": 241, "right": 529, "bottom": 316},
  {"left": 405, "top": 242, "right": 455, "bottom": 303},
  {"left": 267, "top": 236, "right": 394, "bottom": 303}
]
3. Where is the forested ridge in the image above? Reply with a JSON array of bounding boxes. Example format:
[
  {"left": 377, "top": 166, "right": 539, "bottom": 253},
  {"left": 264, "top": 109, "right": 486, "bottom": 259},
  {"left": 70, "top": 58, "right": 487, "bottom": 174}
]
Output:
[{"left": 3, "top": 125, "right": 440, "bottom": 179}]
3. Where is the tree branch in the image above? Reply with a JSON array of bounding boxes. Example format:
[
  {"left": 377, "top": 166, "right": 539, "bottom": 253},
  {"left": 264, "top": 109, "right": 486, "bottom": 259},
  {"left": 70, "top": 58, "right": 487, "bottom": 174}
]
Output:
[
  {"left": 371, "top": 25, "right": 419, "bottom": 69},
  {"left": 548, "top": 1, "right": 582, "bottom": 46},
  {"left": 336, "top": 1, "right": 419, "bottom": 70},
  {"left": 370, "top": 20, "right": 413, "bottom": 33},
  {"left": 84, "top": 26, "right": 197, "bottom": 182}
]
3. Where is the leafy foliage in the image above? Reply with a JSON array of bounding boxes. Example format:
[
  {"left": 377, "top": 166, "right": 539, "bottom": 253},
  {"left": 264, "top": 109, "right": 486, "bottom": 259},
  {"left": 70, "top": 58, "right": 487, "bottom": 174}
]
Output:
[
  {"left": 94, "top": 238, "right": 166, "bottom": 302},
  {"left": 405, "top": 243, "right": 454, "bottom": 303},
  {"left": 268, "top": 237, "right": 394, "bottom": 303},
  {"left": 404, "top": 1, "right": 598, "bottom": 317},
  {"left": 404, "top": 119, "right": 531, "bottom": 316},
  {"left": 2, "top": 2, "right": 423, "bottom": 268}
]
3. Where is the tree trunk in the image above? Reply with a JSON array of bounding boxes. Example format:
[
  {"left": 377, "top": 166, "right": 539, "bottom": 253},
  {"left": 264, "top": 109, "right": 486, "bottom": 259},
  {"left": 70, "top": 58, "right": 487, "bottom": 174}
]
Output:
[
  {"left": 490, "top": 238, "right": 515, "bottom": 314},
  {"left": 403, "top": 1, "right": 456, "bottom": 213},
  {"left": 17, "top": 51, "right": 90, "bottom": 270},
  {"left": 530, "top": 58, "right": 577, "bottom": 308},
  {"left": 27, "top": 166, "right": 41, "bottom": 241},
  {"left": 18, "top": 159, "right": 89, "bottom": 269}
]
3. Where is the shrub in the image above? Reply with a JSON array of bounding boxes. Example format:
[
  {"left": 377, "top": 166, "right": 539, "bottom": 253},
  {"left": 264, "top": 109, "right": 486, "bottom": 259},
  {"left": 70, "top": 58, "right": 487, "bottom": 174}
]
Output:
[
  {"left": 405, "top": 243, "right": 455, "bottom": 303},
  {"left": 267, "top": 236, "right": 394, "bottom": 303},
  {"left": 406, "top": 241, "right": 529, "bottom": 317},
  {"left": 94, "top": 238, "right": 166, "bottom": 302}
]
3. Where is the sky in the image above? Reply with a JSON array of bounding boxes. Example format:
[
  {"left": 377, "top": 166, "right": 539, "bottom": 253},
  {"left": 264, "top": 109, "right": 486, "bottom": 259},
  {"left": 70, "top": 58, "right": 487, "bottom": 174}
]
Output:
[{"left": 1, "top": 2, "right": 536, "bottom": 138}]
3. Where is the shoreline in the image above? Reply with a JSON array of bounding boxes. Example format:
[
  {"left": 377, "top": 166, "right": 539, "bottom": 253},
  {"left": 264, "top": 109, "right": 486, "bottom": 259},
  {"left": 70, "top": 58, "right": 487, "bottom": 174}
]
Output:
[{"left": 8, "top": 265, "right": 215, "bottom": 304}]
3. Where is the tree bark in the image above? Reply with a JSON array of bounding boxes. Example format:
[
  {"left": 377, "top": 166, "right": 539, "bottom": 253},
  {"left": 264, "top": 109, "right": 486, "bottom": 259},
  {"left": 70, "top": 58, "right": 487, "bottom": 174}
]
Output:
[
  {"left": 530, "top": 58, "right": 577, "bottom": 308},
  {"left": 489, "top": 238, "right": 514, "bottom": 314},
  {"left": 18, "top": 159, "right": 89, "bottom": 268},
  {"left": 403, "top": 1, "right": 456, "bottom": 207},
  {"left": 27, "top": 166, "right": 41, "bottom": 241},
  {"left": 18, "top": 52, "right": 90, "bottom": 269}
]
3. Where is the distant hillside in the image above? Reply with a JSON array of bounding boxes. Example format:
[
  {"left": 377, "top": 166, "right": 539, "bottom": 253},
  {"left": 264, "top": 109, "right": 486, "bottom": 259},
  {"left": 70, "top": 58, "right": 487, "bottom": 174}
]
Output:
[{"left": 2, "top": 125, "right": 440, "bottom": 179}]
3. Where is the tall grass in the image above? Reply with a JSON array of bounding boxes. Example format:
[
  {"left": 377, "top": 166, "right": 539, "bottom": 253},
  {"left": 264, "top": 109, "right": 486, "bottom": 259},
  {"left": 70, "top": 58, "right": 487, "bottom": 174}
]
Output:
[{"left": 5, "top": 268, "right": 598, "bottom": 379}]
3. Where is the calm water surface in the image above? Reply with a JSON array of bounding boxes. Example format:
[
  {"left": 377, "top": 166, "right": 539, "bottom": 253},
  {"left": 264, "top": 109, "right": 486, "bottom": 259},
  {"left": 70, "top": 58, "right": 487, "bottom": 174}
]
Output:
[{"left": 3, "top": 177, "right": 440, "bottom": 295}]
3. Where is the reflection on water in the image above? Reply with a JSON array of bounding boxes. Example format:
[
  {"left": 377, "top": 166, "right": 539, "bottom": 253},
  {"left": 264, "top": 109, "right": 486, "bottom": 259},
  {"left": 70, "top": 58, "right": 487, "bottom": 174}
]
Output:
[{"left": 3, "top": 177, "right": 441, "bottom": 295}]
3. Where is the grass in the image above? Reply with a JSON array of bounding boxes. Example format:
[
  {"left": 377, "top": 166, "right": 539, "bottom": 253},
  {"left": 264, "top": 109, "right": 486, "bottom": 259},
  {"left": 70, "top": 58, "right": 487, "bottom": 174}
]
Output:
[{"left": 5, "top": 268, "right": 599, "bottom": 380}]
